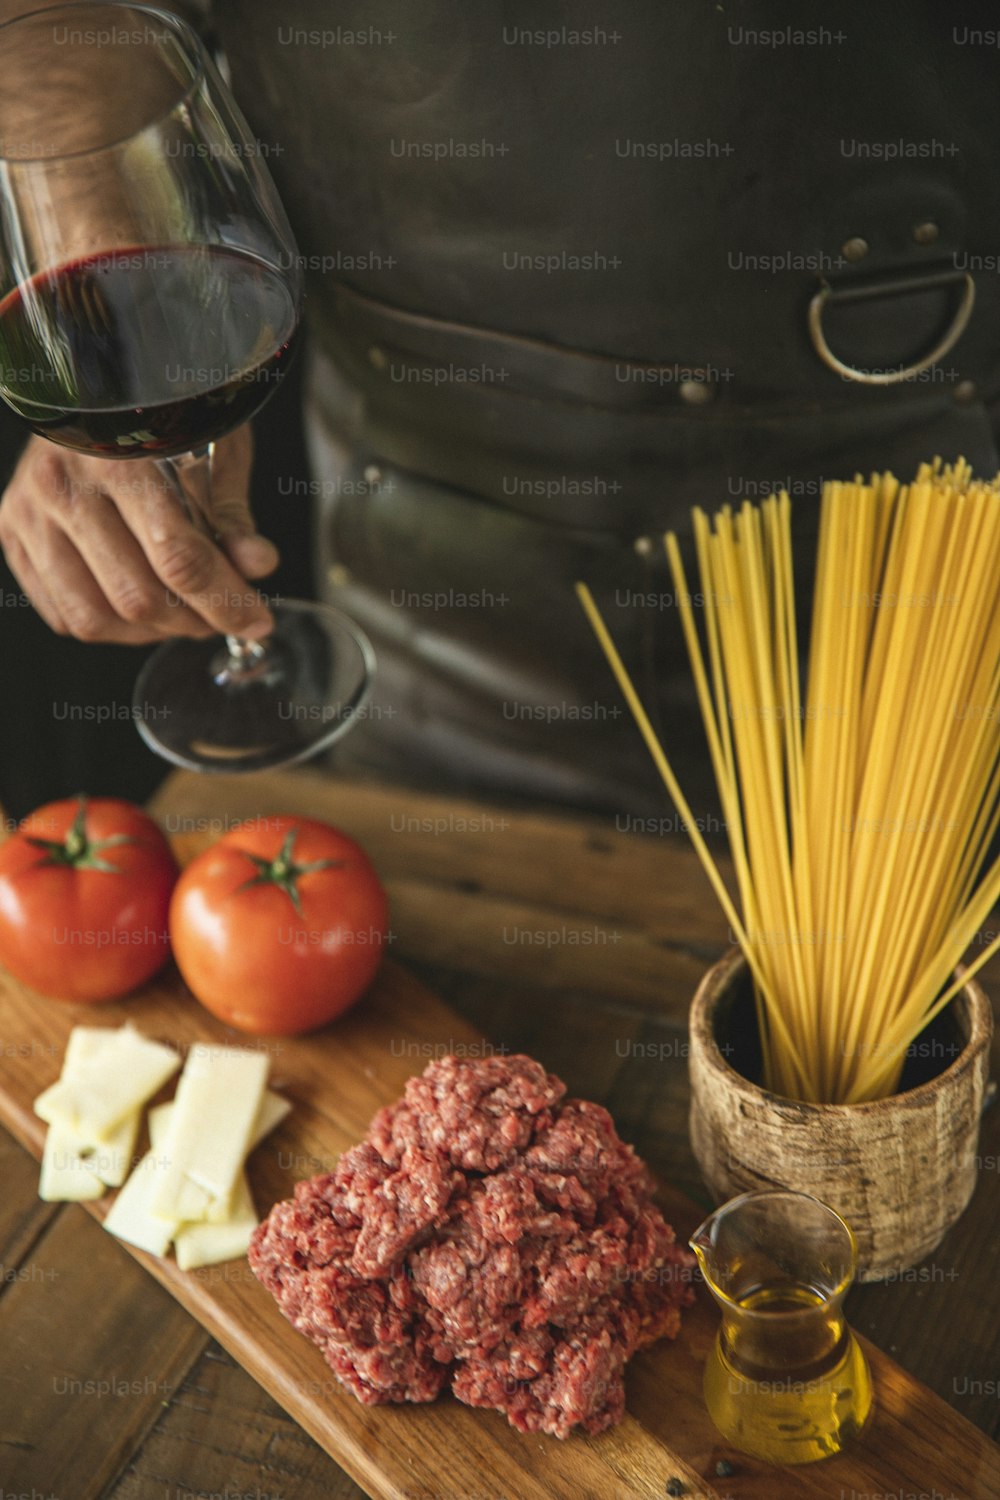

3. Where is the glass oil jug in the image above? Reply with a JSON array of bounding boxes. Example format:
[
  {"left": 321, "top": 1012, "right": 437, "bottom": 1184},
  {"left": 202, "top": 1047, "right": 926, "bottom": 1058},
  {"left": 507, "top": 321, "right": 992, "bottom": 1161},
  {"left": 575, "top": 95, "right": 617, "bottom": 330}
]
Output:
[{"left": 689, "top": 1189, "right": 873, "bottom": 1464}]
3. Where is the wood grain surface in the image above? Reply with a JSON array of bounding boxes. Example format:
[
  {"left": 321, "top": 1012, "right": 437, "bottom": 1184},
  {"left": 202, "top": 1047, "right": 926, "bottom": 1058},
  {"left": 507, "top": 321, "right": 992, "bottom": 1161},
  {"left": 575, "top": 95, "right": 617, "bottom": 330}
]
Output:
[{"left": 0, "top": 768, "right": 997, "bottom": 1500}]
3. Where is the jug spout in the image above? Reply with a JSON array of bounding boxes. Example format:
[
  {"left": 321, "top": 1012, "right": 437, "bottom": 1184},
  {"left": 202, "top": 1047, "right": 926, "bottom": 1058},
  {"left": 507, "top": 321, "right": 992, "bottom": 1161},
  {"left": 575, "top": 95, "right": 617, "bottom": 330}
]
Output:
[
  {"left": 688, "top": 1203, "right": 738, "bottom": 1308},
  {"left": 688, "top": 1210, "right": 720, "bottom": 1279}
]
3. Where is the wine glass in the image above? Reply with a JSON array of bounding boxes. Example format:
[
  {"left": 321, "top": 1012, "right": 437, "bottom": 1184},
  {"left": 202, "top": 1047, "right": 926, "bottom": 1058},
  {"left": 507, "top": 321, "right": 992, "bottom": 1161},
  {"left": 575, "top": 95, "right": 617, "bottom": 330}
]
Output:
[{"left": 0, "top": 3, "right": 375, "bottom": 772}]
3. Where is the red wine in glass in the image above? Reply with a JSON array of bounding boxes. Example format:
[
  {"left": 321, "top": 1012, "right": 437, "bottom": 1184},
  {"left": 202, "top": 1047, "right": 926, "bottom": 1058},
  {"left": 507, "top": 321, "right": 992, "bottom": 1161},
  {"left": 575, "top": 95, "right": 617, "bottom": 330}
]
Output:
[{"left": 0, "top": 245, "right": 301, "bottom": 458}]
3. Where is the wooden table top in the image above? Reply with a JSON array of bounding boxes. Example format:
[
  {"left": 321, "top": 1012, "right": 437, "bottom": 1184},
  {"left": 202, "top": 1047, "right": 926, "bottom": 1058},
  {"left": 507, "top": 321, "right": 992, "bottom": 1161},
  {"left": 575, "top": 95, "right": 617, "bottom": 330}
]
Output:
[{"left": 2, "top": 768, "right": 998, "bottom": 1499}]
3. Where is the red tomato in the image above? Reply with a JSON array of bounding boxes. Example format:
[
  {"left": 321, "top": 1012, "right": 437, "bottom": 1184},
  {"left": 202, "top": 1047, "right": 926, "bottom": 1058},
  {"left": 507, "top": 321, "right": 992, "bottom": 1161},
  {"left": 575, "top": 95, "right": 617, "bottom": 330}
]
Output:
[
  {"left": 169, "top": 815, "right": 389, "bottom": 1035},
  {"left": 0, "top": 796, "right": 178, "bottom": 1001}
]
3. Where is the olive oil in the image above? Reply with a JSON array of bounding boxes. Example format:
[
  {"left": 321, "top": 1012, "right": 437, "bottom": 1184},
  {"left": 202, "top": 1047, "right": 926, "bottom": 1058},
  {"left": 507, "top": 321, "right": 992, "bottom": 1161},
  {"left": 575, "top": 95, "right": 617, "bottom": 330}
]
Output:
[{"left": 702, "top": 1281, "right": 873, "bottom": 1464}]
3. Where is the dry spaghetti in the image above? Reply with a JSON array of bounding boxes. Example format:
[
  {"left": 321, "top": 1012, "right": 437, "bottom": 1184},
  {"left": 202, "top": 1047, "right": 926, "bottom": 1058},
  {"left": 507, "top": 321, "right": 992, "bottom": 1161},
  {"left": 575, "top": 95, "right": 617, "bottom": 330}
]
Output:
[{"left": 578, "top": 460, "right": 1000, "bottom": 1103}]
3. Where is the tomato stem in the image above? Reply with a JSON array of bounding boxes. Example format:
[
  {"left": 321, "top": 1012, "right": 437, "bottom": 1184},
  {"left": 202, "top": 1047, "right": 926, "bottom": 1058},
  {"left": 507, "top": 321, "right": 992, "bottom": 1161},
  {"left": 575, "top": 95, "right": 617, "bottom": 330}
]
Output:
[
  {"left": 64, "top": 799, "right": 88, "bottom": 861},
  {"left": 237, "top": 826, "right": 345, "bottom": 917},
  {"left": 25, "top": 795, "right": 136, "bottom": 873}
]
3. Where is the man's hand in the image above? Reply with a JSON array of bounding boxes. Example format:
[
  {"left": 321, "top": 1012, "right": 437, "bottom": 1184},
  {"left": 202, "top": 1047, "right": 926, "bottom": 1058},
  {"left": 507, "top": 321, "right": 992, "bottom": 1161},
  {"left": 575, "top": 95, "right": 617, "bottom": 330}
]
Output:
[{"left": 0, "top": 425, "right": 279, "bottom": 644}]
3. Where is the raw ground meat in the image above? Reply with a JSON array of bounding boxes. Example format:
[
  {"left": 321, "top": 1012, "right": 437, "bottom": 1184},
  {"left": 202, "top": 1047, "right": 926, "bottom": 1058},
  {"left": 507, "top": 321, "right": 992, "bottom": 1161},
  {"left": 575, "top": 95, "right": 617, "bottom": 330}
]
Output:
[{"left": 249, "top": 1053, "right": 695, "bottom": 1437}]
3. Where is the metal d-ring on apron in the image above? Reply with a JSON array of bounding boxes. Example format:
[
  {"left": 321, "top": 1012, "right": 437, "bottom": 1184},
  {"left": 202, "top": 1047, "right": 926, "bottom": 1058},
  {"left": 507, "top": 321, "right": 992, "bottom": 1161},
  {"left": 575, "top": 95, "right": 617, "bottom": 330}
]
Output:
[{"left": 808, "top": 267, "right": 976, "bottom": 386}]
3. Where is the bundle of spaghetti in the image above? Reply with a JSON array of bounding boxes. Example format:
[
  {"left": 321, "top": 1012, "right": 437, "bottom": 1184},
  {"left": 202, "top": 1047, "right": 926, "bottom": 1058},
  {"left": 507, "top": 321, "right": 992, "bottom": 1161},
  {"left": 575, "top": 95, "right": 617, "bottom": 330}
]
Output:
[{"left": 577, "top": 459, "right": 1000, "bottom": 1103}]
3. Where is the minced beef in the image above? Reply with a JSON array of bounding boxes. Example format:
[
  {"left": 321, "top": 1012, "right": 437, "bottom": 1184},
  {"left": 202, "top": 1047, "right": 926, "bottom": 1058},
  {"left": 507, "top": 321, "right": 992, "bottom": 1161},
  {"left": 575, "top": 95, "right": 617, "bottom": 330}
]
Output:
[{"left": 248, "top": 1053, "right": 694, "bottom": 1437}]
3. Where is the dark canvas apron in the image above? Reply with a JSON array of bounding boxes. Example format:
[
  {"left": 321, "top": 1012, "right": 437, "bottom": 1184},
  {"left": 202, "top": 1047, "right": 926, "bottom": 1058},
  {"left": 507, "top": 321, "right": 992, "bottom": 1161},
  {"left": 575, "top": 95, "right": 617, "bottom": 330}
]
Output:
[{"left": 213, "top": 0, "right": 1000, "bottom": 816}]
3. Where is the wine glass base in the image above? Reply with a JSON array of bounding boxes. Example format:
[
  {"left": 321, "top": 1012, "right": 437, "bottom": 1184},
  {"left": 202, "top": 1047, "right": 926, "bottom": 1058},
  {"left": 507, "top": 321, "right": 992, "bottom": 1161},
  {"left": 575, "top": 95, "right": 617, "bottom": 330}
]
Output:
[{"left": 132, "top": 599, "right": 375, "bottom": 773}]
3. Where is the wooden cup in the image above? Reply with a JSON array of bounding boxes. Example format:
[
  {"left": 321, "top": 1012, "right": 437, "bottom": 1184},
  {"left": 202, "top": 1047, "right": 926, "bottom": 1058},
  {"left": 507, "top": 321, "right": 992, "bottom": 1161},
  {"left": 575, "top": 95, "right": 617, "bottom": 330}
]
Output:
[{"left": 688, "top": 948, "right": 993, "bottom": 1281}]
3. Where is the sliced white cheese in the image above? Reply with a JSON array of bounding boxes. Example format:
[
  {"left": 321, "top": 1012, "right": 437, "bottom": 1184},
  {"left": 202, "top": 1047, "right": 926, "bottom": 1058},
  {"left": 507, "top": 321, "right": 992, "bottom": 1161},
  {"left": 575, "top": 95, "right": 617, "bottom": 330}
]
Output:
[
  {"left": 122, "top": 1079, "right": 274, "bottom": 1264},
  {"left": 35, "top": 1026, "right": 145, "bottom": 1197},
  {"left": 68, "top": 1110, "right": 140, "bottom": 1188},
  {"left": 96, "top": 1041, "right": 284, "bottom": 1268},
  {"left": 39, "top": 1124, "right": 105, "bottom": 1202},
  {"left": 150, "top": 1045, "right": 268, "bottom": 1219},
  {"left": 102, "top": 1148, "right": 177, "bottom": 1255},
  {"left": 174, "top": 1173, "right": 259, "bottom": 1271},
  {"left": 34, "top": 1024, "right": 120, "bottom": 1134},
  {"left": 37, "top": 1028, "right": 143, "bottom": 1187},
  {"left": 146, "top": 1100, "right": 171, "bottom": 1147},
  {"left": 174, "top": 1219, "right": 256, "bottom": 1272},
  {"left": 147, "top": 1086, "right": 289, "bottom": 1159},
  {"left": 148, "top": 1087, "right": 290, "bottom": 1222},
  {"left": 63, "top": 1025, "right": 120, "bottom": 1069},
  {"left": 34, "top": 1026, "right": 180, "bottom": 1138},
  {"left": 92, "top": 1112, "right": 141, "bottom": 1188},
  {"left": 145, "top": 1105, "right": 209, "bottom": 1216}
]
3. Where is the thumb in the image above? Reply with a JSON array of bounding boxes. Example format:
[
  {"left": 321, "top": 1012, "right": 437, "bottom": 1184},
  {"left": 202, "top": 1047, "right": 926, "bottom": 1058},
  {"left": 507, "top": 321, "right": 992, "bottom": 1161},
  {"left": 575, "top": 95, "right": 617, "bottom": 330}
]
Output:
[{"left": 207, "top": 425, "right": 280, "bottom": 579}]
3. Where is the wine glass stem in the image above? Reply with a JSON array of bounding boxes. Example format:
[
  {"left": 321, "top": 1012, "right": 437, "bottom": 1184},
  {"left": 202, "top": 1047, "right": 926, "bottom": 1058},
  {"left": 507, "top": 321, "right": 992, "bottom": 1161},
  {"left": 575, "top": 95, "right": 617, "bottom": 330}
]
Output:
[
  {"left": 155, "top": 444, "right": 268, "bottom": 675},
  {"left": 219, "top": 633, "right": 268, "bottom": 684}
]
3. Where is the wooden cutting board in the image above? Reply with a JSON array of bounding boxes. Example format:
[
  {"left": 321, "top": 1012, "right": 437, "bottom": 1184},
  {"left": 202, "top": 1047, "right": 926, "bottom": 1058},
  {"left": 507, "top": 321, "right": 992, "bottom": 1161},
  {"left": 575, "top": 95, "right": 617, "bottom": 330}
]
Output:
[{"left": 0, "top": 946, "right": 997, "bottom": 1498}]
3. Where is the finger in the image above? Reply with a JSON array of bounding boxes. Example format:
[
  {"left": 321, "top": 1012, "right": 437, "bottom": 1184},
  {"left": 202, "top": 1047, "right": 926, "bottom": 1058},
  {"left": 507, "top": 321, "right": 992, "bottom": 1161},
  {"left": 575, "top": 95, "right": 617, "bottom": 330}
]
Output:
[
  {"left": 2, "top": 441, "right": 205, "bottom": 643},
  {"left": 222, "top": 529, "right": 279, "bottom": 580},
  {"left": 1, "top": 532, "right": 69, "bottom": 636},
  {"left": 42, "top": 484, "right": 214, "bottom": 639},
  {"left": 67, "top": 460, "right": 274, "bottom": 639},
  {"left": 210, "top": 426, "right": 279, "bottom": 579},
  {"left": 14, "top": 523, "right": 161, "bottom": 644}
]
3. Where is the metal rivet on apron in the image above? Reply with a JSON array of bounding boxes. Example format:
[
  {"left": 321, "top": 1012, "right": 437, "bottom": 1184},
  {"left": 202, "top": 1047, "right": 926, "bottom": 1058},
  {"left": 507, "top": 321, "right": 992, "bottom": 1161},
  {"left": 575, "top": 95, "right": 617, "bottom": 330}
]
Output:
[
  {"left": 679, "top": 379, "right": 714, "bottom": 405},
  {"left": 634, "top": 535, "right": 654, "bottom": 556},
  {"left": 954, "top": 379, "right": 977, "bottom": 404},
  {"left": 912, "top": 221, "right": 940, "bottom": 246},
  {"left": 364, "top": 464, "right": 383, "bottom": 484},
  {"left": 328, "top": 564, "right": 352, "bottom": 586},
  {"left": 841, "top": 237, "right": 869, "bottom": 263},
  {"left": 368, "top": 345, "right": 387, "bottom": 371}
]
